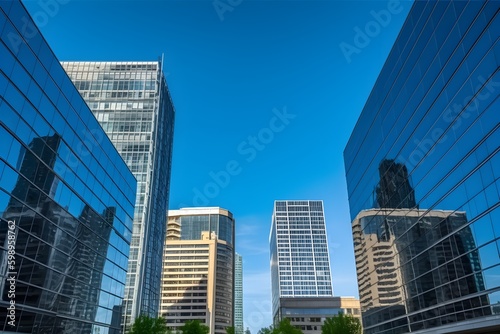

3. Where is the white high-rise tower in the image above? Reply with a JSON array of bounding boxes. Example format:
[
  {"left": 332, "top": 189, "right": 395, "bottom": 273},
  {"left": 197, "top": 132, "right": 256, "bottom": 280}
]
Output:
[
  {"left": 62, "top": 61, "right": 175, "bottom": 331},
  {"left": 270, "top": 200, "right": 333, "bottom": 321}
]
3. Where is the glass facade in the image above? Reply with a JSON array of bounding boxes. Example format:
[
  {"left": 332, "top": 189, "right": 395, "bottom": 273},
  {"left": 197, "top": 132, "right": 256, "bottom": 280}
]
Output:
[
  {"left": 178, "top": 213, "right": 234, "bottom": 245},
  {"left": 234, "top": 253, "right": 243, "bottom": 334},
  {"left": 0, "top": 1, "right": 136, "bottom": 333},
  {"left": 270, "top": 200, "right": 333, "bottom": 322},
  {"left": 344, "top": 1, "right": 500, "bottom": 333},
  {"left": 61, "top": 60, "right": 175, "bottom": 329},
  {"left": 215, "top": 242, "right": 234, "bottom": 332}
]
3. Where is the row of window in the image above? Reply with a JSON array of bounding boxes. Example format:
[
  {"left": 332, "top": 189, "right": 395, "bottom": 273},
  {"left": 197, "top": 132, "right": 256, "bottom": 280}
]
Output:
[{"left": 72, "top": 79, "right": 156, "bottom": 91}]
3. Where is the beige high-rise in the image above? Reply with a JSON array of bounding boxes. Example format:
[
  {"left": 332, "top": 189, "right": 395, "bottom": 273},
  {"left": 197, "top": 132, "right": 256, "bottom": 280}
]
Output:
[{"left": 160, "top": 208, "right": 235, "bottom": 334}]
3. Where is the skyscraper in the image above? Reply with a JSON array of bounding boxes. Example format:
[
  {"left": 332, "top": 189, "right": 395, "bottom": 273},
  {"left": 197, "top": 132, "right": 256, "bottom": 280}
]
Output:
[
  {"left": 270, "top": 200, "right": 335, "bottom": 332},
  {"left": 161, "top": 207, "right": 235, "bottom": 333},
  {"left": 344, "top": 1, "right": 500, "bottom": 333},
  {"left": 61, "top": 60, "right": 175, "bottom": 329},
  {"left": 160, "top": 230, "right": 218, "bottom": 332},
  {"left": 234, "top": 253, "right": 243, "bottom": 334},
  {"left": 0, "top": 1, "right": 136, "bottom": 332}
]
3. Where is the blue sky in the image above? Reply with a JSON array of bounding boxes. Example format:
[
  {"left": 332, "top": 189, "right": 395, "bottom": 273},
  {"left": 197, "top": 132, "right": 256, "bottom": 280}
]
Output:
[{"left": 23, "top": 0, "right": 411, "bottom": 331}]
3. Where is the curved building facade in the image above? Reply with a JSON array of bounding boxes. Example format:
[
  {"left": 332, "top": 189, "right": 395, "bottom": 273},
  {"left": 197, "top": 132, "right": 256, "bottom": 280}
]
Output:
[{"left": 344, "top": 1, "right": 500, "bottom": 333}]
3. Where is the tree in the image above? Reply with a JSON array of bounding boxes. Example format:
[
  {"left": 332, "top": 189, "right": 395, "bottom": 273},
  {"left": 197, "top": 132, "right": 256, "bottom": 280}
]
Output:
[
  {"left": 226, "top": 326, "right": 236, "bottom": 334},
  {"left": 245, "top": 328, "right": 252, "bottom": 334},
  {"left": 321, "top": 314, "right": 362, "bottom": 334},
  {"left": 179, "top": 320, "right": 210, "bottom": 334},
  {"left": 258, "top": 318, "right": 303, "bottom": 334},
  {"left": 129, "top": 315, "right": 170, "bottom": 334},
  {"left": 257, "top": 325, "right": 273, "bottom": 334},
  {"left": 273, "top": 318, "right": 303, "bottom": 334}
]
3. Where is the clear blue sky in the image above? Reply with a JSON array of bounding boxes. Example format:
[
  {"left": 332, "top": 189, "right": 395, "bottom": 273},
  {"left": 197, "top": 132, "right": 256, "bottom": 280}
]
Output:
[{"left": 23, "top": 0, "right": 411, "bottom": 332}]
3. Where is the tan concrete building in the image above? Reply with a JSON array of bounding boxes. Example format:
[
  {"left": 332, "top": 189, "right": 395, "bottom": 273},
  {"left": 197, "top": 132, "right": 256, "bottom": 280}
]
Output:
[
  {"left": 280, "top": 296, "right": 361, "bottom": 333},
  {"left": 160, "top": 208, "right": 234, "bottom": 334}
]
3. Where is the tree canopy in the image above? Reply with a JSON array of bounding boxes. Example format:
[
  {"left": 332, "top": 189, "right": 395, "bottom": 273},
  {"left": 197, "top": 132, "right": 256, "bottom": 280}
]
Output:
[
  {"left": 257, "top": 318, "right": 303, "bottom": 334},
  {"left": 321, "top": 314, "right": 362, "bottom": 334},
  {"left": 257, "top": 326, "right": 273, "bottom": 334},
  {"left": 179, "top": 320, "right": 210, "bottom": 334},
  {"left": 129, "top": 315, "right": 170, "bottom": 334}
]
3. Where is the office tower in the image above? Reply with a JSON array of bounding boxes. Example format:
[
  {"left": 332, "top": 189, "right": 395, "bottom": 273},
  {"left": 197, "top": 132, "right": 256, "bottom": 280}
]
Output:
[
  {"left": 61, "top": 59, "right": 175, "bottom": 329},
  {"left": 0, "top": 1, "right": 136, "bottom": 332},
  {"left": 344, "top": 1, "right": 500, "bottom": 333},
  {"left": 234, "top": 253, "right": 243, "bottom": 334},
  {"left": 160, "top": 231, "right": 215, "bottom": 332},
  {"left": 271, "top": 200, "right": 342, "bottom": 333},
  {"left": 161, "top": 207, "right": 235, "bottom": 333}
]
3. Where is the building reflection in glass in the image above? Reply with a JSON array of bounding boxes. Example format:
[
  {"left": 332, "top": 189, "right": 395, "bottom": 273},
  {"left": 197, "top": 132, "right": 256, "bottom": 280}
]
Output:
[
  {"left": 375, "top": 159, "right": 416, "bottom": 210},
  {"left": 0, "top": 3, "right": 135, "bottom": 331},
  {"left": 0, "top": 133, "right": 123, "bottom": 333},
  {"left": 344, "top": 1, "right": 500, "bottom": 332},
  {"left": 352, "top": 160, "right": 490, "bottom": 334}
]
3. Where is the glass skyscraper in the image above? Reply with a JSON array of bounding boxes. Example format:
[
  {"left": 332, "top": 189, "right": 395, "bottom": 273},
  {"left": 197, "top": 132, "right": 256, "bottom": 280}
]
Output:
[
  {"left": 169, "top": 207, "right": 235, "bottom": 246},
  {"left": 0, "top": 1, "right": 136, "bottom": 332},
  {"left": 344, "top": 1, "right": 500, "bottom": 333},
  {"left": 61, "top": 60, "right": 175, "bottom": 329},
  {"left": 235, "top": 253, "right": 243, "bottom": 334},
  {"left": 270, "top": 200, "right": 333, "bottom": 324}
]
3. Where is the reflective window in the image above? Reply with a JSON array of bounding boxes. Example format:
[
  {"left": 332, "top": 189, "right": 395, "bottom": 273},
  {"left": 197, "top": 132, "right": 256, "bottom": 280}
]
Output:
[
  {"left": 0, "top": 3, "right": 136, "bottom": 332},
  {"left": 345, "top": 2, "right": 500, "bottom": 333}
]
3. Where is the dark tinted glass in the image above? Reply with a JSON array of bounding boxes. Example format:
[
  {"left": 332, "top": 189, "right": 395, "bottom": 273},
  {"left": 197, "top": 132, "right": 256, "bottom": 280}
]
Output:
[{"left": 344, "top": 1, "right": 500, "bottom": 333}]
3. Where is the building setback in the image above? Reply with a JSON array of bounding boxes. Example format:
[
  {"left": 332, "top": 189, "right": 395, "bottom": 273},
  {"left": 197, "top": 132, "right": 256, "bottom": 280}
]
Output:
[
  {"left": 161, "top": 207, "right": 235, "bottom": 334},
  {"left": 0, "top": 1, "right": 136, "bottom": 333},
  {"left": 344, "top": 1, "right": 500, "bottom": 333},
  {"left": 61, "top": 60, "right": 175, "bottom": 330}
]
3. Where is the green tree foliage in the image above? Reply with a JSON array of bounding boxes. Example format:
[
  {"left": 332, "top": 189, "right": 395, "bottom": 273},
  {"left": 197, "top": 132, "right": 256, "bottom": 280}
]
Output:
[
  {"left": 257, "top": 318, "right": 303, "bottom": 334},
  {"left": 129, "top": 315, "right": 170, "bottom": 334},
  {"left": 257, "top": 326, "right": 273, "bottom": 334},
  {"left": 273, "top": 318, "right": 303, "bottom": 334},
  {"left": 321, "top": 314, "right": 362, "bottom": 334},
  {"left": 179, "top": 320, "right": 210, "bottom": 334},
  {"left": 226, "top": 326, "right": 236, "bottom": 334}
]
